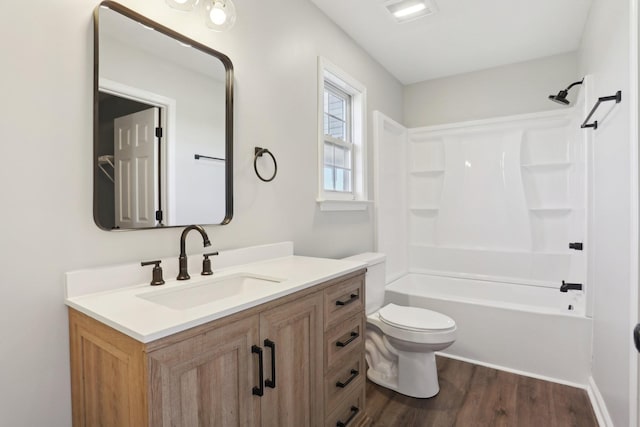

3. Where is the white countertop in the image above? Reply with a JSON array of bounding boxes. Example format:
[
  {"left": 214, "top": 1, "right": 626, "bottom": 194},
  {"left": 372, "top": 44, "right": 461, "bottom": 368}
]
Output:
[{"left": 65, "top": 253, "right": 366, "bottom": 343}]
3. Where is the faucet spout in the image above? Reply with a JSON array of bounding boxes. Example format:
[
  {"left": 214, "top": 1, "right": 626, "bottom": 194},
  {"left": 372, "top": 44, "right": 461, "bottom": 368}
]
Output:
[
  {"left": 560, "top": 280, "right": 583, "bottom": 293},
  {"left": 177, "top": 225, "right": 211, "bottom": 280}
]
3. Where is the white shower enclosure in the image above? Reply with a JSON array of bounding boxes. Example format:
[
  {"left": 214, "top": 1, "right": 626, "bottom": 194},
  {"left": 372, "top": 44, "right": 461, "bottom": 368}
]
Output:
[
  {"left": 373, "top": 90, "right": 593, "bottom": 385},
  {"left": 374, "top": 100, "right": 588, "bottom": 303}
]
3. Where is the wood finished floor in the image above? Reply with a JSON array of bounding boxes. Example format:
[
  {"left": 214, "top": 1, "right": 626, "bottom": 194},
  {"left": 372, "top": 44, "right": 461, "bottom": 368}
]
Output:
[{"left": 366, "top": 356, "right": 598, "bottom": 427}]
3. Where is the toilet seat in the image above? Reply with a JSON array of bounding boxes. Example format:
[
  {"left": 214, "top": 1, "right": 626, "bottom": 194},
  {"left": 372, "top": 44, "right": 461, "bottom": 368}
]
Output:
[
  {"left": 378, "top": 303, "right": 456, "bottom": 332},
  {"left": 367, "top": 305, "right": 457, "bottom": 346}
]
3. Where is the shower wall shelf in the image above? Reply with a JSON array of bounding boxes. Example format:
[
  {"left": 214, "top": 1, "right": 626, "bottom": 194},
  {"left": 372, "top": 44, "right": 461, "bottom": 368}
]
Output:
[
  {"left": 521, "top": 161, "right": 571, "bottom": 170},
  {"left": 410, "top": 206, "right": 440, "bottom": 212},
  {"left": 581, "top": 90, "right": 622, "bottom": 130},
  {"left": 410, "top": 168, "right": 445, "bottom": 175},
  {"left": 98, "top": 155, "right": 114, "bottom": 183},
  {"left": 528, "top": 207, "right": 572, "bottom": 212}
]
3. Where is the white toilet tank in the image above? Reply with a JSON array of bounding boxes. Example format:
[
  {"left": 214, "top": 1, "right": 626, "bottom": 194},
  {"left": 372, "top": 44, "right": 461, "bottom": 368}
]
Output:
[{"left": 343, "top": 253, "right": 386, "bottom": 315}]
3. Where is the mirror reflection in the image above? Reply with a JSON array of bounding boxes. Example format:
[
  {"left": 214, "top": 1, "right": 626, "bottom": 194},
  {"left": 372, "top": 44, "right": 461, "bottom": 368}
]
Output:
[{"left": 94, "top": 2, "right": 233, "bottom": 230}]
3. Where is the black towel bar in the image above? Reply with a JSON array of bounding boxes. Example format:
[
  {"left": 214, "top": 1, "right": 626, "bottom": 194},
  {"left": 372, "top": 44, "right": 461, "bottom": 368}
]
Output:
[
  {"left": 581, "top": 91, "right": 622, "bottom": 130},
  {"left": 194, "top": 154, "right": 225, "bottom": 161}
]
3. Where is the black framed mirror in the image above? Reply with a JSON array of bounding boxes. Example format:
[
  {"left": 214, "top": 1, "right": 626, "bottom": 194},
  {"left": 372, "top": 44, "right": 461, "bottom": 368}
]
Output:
[{"left": 93, "top": 1, "right": 233, "bottom": 230}]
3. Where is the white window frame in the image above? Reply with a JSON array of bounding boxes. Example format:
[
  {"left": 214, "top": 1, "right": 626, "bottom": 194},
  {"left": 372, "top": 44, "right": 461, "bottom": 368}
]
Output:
[{"left": 317, "top": 57, "right": 370, "bottom": 211}]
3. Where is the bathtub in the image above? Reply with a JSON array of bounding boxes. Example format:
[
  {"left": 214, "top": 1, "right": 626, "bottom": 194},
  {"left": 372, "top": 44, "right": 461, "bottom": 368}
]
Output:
[{"left": 384, "top": 273, "right": 592, "bottom": 387}]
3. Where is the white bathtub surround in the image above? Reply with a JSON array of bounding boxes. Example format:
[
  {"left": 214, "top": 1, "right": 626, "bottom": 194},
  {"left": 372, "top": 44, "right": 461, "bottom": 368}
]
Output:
[
  {"left": 375, "top": 92, "right": 589, "bottom": 286},
  {"left": 406, "top": 105, "right": 587, "bottom": 288},
  {"left": 373, "top": 84, "right": 593, "bottom": 388},
  {"left": 65, "top": 242, "right": 366, "bottom": 342}
]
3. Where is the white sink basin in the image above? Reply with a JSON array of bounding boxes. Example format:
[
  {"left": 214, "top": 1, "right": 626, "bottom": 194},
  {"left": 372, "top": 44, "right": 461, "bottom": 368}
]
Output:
[{"left": 138, "top": 273, "right": 284, "bottom": 310}]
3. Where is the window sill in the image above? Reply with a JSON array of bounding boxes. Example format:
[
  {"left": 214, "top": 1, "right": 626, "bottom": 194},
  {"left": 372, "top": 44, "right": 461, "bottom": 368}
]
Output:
[{"left": 316, "top": 199, "right": 372, "bottom": 212}]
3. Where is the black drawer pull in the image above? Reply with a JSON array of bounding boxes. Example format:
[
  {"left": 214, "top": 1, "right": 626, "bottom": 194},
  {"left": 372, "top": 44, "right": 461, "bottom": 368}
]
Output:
[
  {"left": 251, "top": 345, "right": 264, "bottom": 396},
  {"left": 336, "top": 406, "right": 359, "bottom": 427},
  {"left": 264, "top": 339, "right": 276, "bottom": 389},
  {"left": 336, "top": 293, "right": 358, "bottom": 306},
  {"left": 336, "top": 331, "right": 359, "bottom": 348},
  {"left": 336, "top": 369, "right": 359, "bottom": 388}
]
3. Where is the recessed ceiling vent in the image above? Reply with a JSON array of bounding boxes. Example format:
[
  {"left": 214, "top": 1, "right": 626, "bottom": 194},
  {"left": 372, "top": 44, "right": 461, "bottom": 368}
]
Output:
[{"left": 384, "top": 0, "right": 438, "bottom": 23}]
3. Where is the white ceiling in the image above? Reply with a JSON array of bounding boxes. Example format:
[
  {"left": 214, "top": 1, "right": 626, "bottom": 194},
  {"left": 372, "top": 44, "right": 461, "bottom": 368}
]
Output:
[{"left": 310, "top": 0, "right": 593, "bottom": 84}]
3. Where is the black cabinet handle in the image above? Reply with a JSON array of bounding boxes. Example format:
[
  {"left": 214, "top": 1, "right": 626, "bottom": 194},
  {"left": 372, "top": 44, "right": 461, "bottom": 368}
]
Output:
[
  {"left": 251, "top": 345, "right": 264, "bottom": 396},
  {"left": 634, "top": 323, "right": 640, "bottom": 353},
  {"left": 336, "top": 369, "right": 359, "bottom": 388},
  {"left": 336, "top": 406, "right": 359, "bottom": 427},
  {"left": 264, "top": 339, "right": 276, "bottom": 388},
  {"left": 336, "top": 293, "right": 358, "bottom": 306},
  {"left": 336, "top": 331, "right": 359, "bottom": 348}
]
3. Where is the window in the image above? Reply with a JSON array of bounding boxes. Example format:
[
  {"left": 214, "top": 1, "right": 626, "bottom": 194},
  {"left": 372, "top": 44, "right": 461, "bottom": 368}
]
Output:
[
  {"left": 317, "top": 57, "right": 369, "bottom": 211},
  {"left": 323, "top": 82, "right": 352, "bottom": 193}
]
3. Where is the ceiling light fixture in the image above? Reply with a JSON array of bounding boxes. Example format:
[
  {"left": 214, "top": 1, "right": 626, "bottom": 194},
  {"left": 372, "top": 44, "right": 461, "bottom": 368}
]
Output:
[
  {"left": 394, "top": 3, "right": 426, "bottom": 18},
  {"left": 166, "top": 0, "right": 237, "bottom": 32},
  {"left": 385, "top": 0, "right": 437, "bottom": 23},
  {"left": 165, "top": 0, "right": 200, "bottom": 12},
  {"left": 204, "top": 0, "right": 236, "bottom": 31}
]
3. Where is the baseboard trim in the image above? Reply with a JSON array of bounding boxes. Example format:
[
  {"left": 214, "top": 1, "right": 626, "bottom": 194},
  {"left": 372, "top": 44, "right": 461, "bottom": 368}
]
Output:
[
  {"left": 435, "top": 351, "right": 586, "bottom": 389},
  {"left": 586, "top": 376, "right": 614, "bottom": 427}
]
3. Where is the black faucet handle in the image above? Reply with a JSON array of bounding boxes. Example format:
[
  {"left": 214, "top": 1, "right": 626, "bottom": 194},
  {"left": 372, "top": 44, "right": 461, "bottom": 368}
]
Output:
[
  {"left": 141, "top": 260, "right": 165, "bottom": 286},
  {"left": 202, "top": 252, "right": 219, "bottom": 276}
]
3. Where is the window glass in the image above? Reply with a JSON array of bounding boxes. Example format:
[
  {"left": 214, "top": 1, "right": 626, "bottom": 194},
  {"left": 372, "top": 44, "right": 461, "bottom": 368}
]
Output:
[{"left": 323, "top": 83, "right": 352, "bottom": 193}]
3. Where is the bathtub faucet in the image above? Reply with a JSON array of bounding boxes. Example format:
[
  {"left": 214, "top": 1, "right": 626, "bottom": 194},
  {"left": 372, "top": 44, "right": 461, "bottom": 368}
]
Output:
[{"left": 560, "top": 281, "right": 582, "bottom": 293}]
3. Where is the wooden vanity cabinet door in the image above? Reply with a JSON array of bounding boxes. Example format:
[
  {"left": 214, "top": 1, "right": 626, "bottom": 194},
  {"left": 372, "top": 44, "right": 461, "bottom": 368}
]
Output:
[
  {"left": 147, "top": 314, "right": 261, "bottom": 427},
  {"left": 259, "top": 291, "right": 324, "bottom": 427},
  {"left": 68, "top": 309, "right": 149, "bottom": 427}
]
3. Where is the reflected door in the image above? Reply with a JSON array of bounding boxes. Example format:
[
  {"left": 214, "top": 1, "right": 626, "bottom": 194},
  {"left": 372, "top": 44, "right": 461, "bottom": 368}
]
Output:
[{"left": 114, "top": 107, "right": 160, "bottom": 228}]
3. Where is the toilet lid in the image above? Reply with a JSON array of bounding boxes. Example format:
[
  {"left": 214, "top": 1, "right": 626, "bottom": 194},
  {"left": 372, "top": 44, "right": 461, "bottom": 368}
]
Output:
[{"left": 378, "top": 303, "right": 455, "bottom": 332}]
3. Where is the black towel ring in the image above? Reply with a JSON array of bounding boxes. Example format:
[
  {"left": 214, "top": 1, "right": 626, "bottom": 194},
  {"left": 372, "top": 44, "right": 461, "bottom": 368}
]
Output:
[{"left": 254, "top": 147, "right": 277, "bottom": 182}]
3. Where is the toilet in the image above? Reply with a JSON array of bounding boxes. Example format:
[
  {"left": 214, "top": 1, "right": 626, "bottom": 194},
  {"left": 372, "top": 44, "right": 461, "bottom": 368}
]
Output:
[{"left": 344, "top": 253, "right": 456, "bottom": 398}]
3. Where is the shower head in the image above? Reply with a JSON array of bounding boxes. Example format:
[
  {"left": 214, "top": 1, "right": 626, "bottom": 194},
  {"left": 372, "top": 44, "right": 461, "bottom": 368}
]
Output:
[
  {"left": 548, "top": 90, "right": 571, "bottom": 105},
  {"left": 548, "top": 79, "right": 584, "bottom": 106}
]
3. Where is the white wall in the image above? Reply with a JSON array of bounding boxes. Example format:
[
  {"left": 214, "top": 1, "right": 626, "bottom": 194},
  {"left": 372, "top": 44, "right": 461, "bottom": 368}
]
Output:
[
  {"left": 578, "top": 0, "right": 634, "bottom": 426},
  {"left": 0, "top": 1, "right": 402, "bottom": 425},
  {"left": 404, "top": 52, "right": 580, "bottom": 127}
]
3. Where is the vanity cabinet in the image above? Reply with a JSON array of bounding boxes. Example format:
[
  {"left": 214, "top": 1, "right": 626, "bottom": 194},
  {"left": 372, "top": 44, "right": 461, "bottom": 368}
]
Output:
[{"left": 68, "top": 269, "right": 369, "bottom": 427}]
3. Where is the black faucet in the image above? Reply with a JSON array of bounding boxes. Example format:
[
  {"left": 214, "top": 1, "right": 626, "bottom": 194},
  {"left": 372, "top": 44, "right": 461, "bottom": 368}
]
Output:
[
  {"left": 177, "top": 225, "right": 211, "bottom": 280},
  {"left": 560, "top": 280, "right": 583, "bottom": 292}
]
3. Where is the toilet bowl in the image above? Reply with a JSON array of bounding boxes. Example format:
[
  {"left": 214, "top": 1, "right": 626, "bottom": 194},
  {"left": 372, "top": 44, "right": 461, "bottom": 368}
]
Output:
[{"left": 343, "top": 253, "right": 457, "bottom": 398}]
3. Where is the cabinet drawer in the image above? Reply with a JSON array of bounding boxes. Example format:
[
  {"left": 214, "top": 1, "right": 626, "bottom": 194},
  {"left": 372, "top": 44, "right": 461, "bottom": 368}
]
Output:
[
  {"left": 325, "top": 352, "right": 365, "bottom": 414},
  {"left": 324, "top": 274, "right": 364, "bottom": 330},
  {"left": 325, "top": 314, "right": 364, "bottom": 371},
  {"left": 325, "top": 378, "right": 365, "bottom": 427}
]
